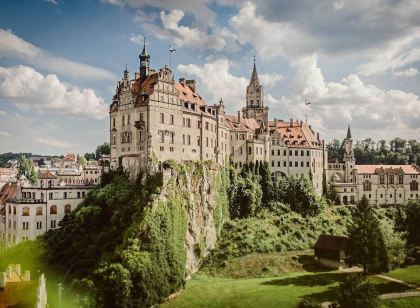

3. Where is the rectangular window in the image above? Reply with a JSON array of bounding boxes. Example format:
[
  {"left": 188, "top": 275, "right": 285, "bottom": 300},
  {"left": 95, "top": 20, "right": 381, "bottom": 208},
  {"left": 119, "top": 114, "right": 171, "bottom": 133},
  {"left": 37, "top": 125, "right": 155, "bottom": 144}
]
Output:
[
  {"left": 63, "top": 192, "right": 67, "bottom": 199},
  {"left": 122, "top": 115, "right": 125, "bottom": 126},
  {"left": 239, "top": 147, "right": 243, "bottom": 155},
  {"left": 284, "top": 161, "right": 287, "bottom": 167},
  {"left": 49, "top": 193, "right": 53, "bottom": 200},
  {"left": 206, "top": 137, "right": 209, "bottom": 147},
  {"left": 170, "top": 132, "right": 175, "bottom": 144},
  {"left": 205, "top": 122, "right": 209, "bottom": 130},
  {"left": 278, "top": 161, "right": 281, "bottom": 167},
  {"left": 187, "top": 118, "right": 191, "bottom": 128},
  {"left": 289, "top": 161, "right": 292, "bottom": 167},
  {"left": 140, "top": 113, "right": 144, "bottom": 122},
  {"left": 37, "top": 222, "right": 42, "bottom": 229},
  {"left": 197, "top": 136, "right": 201, "bottom": 146},
  {"left": 23, "top": 222, "right": 29, "bottom": 230},
  {"left": 113, "top": 118, "right": 116, "bottom": 128},
  {"left": 389, "top": 175, "right": 394, "bottom": 184},
  {"left": 170, "top": 115, "right": 174, "bottom": 125},
  {"left": 187, "top": 135, "right": 191, "bottom": 145},
  {"left": 51, "top": 220, "right": 56, "bottom": 229},
  {"left": 306, "top": 162, "right": 310, "bottom": 167},
  {"left": 272, "top": 161, "right": 274, "bottom": 167},
  {"left": 278, "top": 150, "right": 281, "bottom": 156},
  {"left": 289, "top": 150, "right": 292, "bottom": 156},
  {"left": 77, "top": 192, "right": 81, "bottom": 198},
  {"left": 399, "top": 174, "right": 404, "bottom": 184},
  {"left": 295, "top": 150, "right": 298, "bottom": 156},
  {"left": 295, "top": 161, "right": 298, "bottom": 167},
  {"left": 127, "top": 114, "right": 130, "bottom": 125},
  {"left": 301, "top": 161, "right": 304, "bottom": 167},
  {"left": 160, "top": 131, "right": 164, "bottom": 143},
  {"left": 271, "top": 150, "right": 274, "bottom": 156},
  {"left": 380, "top": 175, "right": 385, "bottom": 184},
  {"left": 160, "top": 113, "right": 164, "bottom": 124},
  {"left": 183, "top": 134, "right": 185, "bottom": 145}
]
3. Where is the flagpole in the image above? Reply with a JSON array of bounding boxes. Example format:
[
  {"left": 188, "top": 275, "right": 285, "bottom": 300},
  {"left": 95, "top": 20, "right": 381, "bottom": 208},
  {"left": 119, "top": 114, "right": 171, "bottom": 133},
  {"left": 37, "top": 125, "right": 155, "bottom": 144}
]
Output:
[{"left": 169, "top": 45, "right": 172, "bottom": 71}]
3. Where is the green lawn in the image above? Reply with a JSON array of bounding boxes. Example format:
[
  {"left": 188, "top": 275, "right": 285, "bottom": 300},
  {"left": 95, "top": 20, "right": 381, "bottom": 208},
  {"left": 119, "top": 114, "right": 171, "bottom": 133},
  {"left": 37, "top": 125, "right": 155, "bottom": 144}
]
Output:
[
  {"left": 161, "top": 271, "right": 411, "bottom": 308},
  {"left": 0, "top": 240, "right": 78, "bottom": 308},
  {"left": 381, "top": 297, "right": 420, "bottom": 308},
  {"left": 385, "top": 265, "right": 420, "bottom": 286}
]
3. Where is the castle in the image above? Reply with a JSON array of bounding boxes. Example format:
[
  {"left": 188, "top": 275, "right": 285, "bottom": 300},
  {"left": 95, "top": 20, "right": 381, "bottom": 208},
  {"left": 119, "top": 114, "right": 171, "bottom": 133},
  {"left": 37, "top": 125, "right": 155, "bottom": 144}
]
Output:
[
  {"left": 110, "top": 41, "right": 328, "bottom": 195},
  {"left": 327, "top": 126, "right": 420, "bottom": 205}
]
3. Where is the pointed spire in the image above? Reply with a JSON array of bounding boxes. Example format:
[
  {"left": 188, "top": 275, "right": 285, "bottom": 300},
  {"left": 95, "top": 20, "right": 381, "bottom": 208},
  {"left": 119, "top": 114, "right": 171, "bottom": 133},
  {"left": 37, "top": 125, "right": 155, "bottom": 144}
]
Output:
[
  {"left": 140, "top": 37, "right": 149, "bottom": 57},
  {"left": 250, "top": 55, "right": 259, "bottom": 85},
  {"left": 123, "top": 64, "right": 129, "bottom": 80},
  {"left": 346, "top": 124, "right": 352, "bottom": 139}
]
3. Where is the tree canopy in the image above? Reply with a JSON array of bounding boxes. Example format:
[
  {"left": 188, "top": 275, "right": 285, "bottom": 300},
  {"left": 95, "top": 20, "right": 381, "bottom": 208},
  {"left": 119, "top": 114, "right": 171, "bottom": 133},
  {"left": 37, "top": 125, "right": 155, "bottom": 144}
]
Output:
[{"left": 17, "top": 156, "right": 37, "bottom": 184}]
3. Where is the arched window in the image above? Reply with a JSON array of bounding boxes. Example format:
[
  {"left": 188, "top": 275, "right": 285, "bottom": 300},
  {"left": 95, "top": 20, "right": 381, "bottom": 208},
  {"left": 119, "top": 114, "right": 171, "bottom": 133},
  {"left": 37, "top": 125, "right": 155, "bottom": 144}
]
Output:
[
  {"left": 22, "top": 207, "right": 30, "bottom": 216},
  {"left": 50, "top": 205, "right": 57, "bottom": 215},
  {"left": 36, "top": 207, "right": 43, "bottom": 216},
  {"left": 64, "top": 204, "right": 71, "bottom": 214},
  {"left": 8, "top": 206, "right": 11, "bottom": 214},
  {"left": 13, "top": 207, "right": 16, "bottom": 215}
]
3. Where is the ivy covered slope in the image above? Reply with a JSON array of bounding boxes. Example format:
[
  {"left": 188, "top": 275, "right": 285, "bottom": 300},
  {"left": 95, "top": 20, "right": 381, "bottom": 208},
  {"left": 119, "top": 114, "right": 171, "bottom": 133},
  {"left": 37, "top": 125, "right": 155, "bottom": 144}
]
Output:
[{"left": 42, "top": 161, "right": 229, "bottom": 307}]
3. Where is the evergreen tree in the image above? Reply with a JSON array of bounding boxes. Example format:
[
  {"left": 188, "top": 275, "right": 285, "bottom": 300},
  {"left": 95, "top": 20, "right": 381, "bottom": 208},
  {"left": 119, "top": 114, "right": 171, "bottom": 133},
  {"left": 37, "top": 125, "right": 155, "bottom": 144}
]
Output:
[
  {"left": 17, "top": 156, "right": 37, "bottom": 185},
  {"left": 337, "top": 273, "right": 378, "bottom": 308},
  {"left": 258, "top": 161, "right": 273, "bottom": 207},
  {"left": 349, "top": 196, "right": 389, "bottom": 274}
]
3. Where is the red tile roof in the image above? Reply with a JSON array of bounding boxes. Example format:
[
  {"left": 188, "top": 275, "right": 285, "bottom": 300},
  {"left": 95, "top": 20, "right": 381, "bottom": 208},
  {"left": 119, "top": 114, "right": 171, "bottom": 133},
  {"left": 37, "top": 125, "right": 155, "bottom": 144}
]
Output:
[
  {"left": 314, "top": 234, "right": 349, "bottom": 251},
  {"left": 175, "top": 83, "right": 206, "bottom": 107},
  {"left": 269, "top": 120, "right": 322, "bottom": 148},
  {"left": 225, "top": 115, "right": 260, "bottom": 132},
  {"left": 38, "top": 170, "right": 57, "bottom": 179},
  {"left": 355, "top": 165, "right": 420, "bottom": 174},
  {"left": 0, "top": 183, "right": 18, "bottom": 205}
]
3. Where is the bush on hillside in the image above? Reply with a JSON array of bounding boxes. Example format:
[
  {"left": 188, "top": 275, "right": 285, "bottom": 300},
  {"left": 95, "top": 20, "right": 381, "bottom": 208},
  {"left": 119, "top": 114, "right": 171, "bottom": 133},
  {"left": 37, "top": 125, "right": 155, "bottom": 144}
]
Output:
[{"left": 337, "top": 273, "right": 379, "bottom": 308}]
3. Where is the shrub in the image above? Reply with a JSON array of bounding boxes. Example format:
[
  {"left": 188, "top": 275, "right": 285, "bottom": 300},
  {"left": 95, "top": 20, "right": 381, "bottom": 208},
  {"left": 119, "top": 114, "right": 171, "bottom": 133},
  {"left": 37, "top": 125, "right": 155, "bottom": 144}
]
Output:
[
  {"left": 337, "top": 273, "right": 378, "bottom": 308},
  {"left": 297, "top": 298, "right": 322, "bottom": 308}
]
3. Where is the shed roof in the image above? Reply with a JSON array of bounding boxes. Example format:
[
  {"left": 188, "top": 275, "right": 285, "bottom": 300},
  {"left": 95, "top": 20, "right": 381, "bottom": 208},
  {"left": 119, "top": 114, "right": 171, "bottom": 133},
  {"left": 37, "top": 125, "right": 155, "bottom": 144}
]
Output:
[{"left": 314, "top": 234, "right": 349, "bottom": 251}]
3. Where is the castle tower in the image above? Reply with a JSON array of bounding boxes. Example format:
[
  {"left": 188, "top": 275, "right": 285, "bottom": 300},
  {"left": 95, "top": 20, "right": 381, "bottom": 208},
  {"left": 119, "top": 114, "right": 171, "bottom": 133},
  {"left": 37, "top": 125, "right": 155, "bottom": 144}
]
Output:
[
  {"left": 139, "top": 38, "right": 150, "bottom": 83},
  {"left": 242, "top": 57, "right": 268, "bottom": 124},
  {"left": 343, "top": 124, "right": 355, "bottom": 182}
]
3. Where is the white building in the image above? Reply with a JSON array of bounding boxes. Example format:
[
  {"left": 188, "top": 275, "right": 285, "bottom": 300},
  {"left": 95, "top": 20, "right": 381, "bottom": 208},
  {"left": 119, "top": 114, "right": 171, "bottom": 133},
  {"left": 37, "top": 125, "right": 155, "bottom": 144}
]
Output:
[
  {"left": 3, "top": 170, "right": 94, "bottom": 246},
  {"left": 110, "top": 42, "right": 328, "bottom": 195},
  {"left": 328, "top": 126, "right": 420, "bottom": 205}
]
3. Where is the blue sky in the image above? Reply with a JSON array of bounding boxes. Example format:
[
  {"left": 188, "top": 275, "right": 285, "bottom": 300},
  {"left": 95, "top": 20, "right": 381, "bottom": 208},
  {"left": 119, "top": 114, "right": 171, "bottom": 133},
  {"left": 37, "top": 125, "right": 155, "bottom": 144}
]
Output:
[{"left": 0, "top": 0, "right": 419, "bottom": 155}]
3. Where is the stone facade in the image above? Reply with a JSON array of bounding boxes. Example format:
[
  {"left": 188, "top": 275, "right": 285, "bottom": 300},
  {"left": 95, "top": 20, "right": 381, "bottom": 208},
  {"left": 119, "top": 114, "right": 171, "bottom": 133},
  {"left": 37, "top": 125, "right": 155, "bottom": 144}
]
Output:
[
  {"left": 3, "top": 170, "right": 95, "bottom": 247},
  {"left": 110, "top": 42, "right": 328, "bottom": 195},
  {"left": 328, "top": 126, "right": 420, "bottom": 205}
]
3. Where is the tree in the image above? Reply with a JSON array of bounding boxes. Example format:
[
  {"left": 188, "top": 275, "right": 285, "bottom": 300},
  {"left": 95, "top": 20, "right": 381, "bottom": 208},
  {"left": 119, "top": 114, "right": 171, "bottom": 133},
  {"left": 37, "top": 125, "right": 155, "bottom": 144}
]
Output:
[
  {"left": 258, "top": 161, "right": 273, "bottom": 207},
  {"left": 230, "top": 171, "right": 262, "bottom": 218},
  {"left": 78, "top": 156, "right": 87, "bottom": 167},
  {"left": 349, "top": 196, "right": 389, "bottom": 274},
  {"left": 96, "top": 142, "right": 110, "bottom": 160},
  {"left": 326, "top": 139, "right": 343, "bottom": 162},
  {"left": 337, "top": 273, "right": 379, "bottom": 308},
  {"left": 405, "top": 199, "right": 420, "bottom": 263},
  {"left": 17, "top": 156, "right": 37, "bottom": 185},
  {"left": 84, "top": 152, "right": 96, "bottom": 161}
]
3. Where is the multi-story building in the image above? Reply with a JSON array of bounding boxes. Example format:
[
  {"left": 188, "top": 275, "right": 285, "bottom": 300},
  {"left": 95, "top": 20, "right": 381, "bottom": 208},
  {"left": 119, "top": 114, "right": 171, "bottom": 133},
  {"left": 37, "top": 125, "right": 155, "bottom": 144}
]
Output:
[
  {"left": 327, "top": 126, "right": 420, "bottom": 205},
  {"left": 110, "top": 42, "right": 328, "bottom": 195},
  {"left": 3, "top": 170, "right": 95, "bottom": 246}
]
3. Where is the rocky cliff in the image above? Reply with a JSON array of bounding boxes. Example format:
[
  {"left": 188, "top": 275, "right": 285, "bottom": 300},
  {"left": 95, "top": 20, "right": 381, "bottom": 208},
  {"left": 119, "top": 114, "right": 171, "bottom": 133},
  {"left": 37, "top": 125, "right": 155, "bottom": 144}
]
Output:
[{"left": 147, "top": 161, "right": 229, "bottom": 277}]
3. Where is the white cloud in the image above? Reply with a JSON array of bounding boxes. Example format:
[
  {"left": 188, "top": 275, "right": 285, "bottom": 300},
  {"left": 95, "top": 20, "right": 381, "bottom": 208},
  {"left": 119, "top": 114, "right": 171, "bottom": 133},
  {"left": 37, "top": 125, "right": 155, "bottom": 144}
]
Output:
[
  {"left": 43, "top": 0, "right": 58, "bottom": 5},
  {"left": 259, "top": 73, "right": 284, "bottom": 88},
  {"left": 0, "top": 131, "right": 10, "bottom": 137},
  {"left": 0, "top": 65, "right": 108, "bottom": 119},
  {"left": 229, "top": 2, "right": 315, "bottom": 60},
  {"left": 394, "top": 67, "right": 419, "bottom": 77},
  {"left": 358, "top": 29, "right": 420, "bottom": 76},
  {"left": 129, "top": 34, "right": 144, "bottom": 45},
  {"left": 103, "top": 0, "right": 215, "bottom": 26},
  {"left": 34, "top": 137, "right": 71, "bottom": 149},
  {"left": 178, "top": 59, "right": 248, "bottom": 111},
  {"left": 143, "top": 9, "right": 239, "bottom": 53},
  {"left": 0, "top": 29, "right": 116, "bottom": 81},
  {"left": 280, "top": 55, "right": 420, "bottom": 139}
]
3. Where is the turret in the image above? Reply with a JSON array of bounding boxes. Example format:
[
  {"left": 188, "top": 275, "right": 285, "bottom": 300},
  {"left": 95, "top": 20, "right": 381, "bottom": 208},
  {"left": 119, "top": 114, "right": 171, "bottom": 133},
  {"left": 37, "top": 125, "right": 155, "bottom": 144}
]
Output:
[
  {"left": 343, "top": 124, "right": 355, "bottom": 182},
  {"left": 139, "top": 37, "right": 150, "bottom": 83}
]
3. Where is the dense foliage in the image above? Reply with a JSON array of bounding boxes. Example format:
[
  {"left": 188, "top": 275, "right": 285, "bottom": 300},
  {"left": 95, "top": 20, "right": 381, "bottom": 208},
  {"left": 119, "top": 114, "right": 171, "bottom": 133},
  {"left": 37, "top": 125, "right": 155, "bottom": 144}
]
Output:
[
  {"left": 327, "top": 137, "right": 419, "bottom": 164},
  {"left": 349, "top": 197, "right": 389, "bottom": 274},
  {"left": 95, "top": 142, "right": 110, "bottom": 160},
  {"left": 17, "top": 156, "right": 37, "bottom": 184},
  {"left": 337, "top": 273, "right": 379, "bottom": 308}
]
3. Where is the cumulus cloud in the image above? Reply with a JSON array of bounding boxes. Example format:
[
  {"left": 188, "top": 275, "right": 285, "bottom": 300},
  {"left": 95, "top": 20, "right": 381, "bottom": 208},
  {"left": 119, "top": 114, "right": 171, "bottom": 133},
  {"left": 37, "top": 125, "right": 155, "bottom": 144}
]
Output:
[
  {"left": 34, "top": 137, "right": 71, "bottom": 149},
  {"left": 394, "top": 68, "right": 419, "bottom": 77},
  {"left": 43, "top": 0, "right": 58, "bottom": 4},
  {"left": 103, "top": 0, "right": 215, "bottom": 26},
  {"left": 259, "top": 73, "right": 284, "bottom": 88},
  {"left": 142, "top": 9, "right": 239, "bottom": 52},
  {"left": 177, "top": 58, "right": 284, "bottom": 113},
  {"left": 129, "top": 33, "right": 144, "bottom": 45},
  {"left": 280, "top": 55, "right": 420, "bottom": 139},
  {"left": 0, "top": 65, "right": 108, "bottom": 119},
  {"left": 0, "top": 131, "right": 10, "bottom": 137},
  {"left": 0, "top": 29, "right": 116, "bottom": 81}
]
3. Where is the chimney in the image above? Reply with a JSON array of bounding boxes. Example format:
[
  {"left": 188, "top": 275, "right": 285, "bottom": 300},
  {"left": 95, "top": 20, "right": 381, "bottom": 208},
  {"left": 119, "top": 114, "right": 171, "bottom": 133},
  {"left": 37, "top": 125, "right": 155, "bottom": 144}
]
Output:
[
  {"left": 238, "top": 110, "right": 241, "bottom": 123},
  {"left": 186, "top": 80, "right": 196, "bottom": 93},
  {"left": 178, "top": 78, "right": 186, "bottom": 86},
  {"left": 289, "top": 118, "right": 293, "bottom": 127}
]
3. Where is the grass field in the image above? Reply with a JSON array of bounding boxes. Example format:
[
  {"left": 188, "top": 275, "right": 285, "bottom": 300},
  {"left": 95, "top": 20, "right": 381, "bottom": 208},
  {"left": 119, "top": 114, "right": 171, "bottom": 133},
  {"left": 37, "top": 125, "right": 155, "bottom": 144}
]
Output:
[
  {"left": 385, "top": 265, "right": 420, "bottom": 286},
  {"left": 161, "top": 271, "right": 412, "bottom": 308},
  {"left": 381, "top": 297, "right": 420, "bottom": 308},
  {"left": 0, "top": 240, "right": 78, "bottom": 307}
]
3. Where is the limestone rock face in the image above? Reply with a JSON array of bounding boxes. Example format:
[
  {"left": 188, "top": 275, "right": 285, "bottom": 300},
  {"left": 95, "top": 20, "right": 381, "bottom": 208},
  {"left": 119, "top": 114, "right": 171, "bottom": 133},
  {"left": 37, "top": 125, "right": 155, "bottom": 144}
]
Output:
[{"left": 158, "top": 162, "right": 228, "bottom": 277}]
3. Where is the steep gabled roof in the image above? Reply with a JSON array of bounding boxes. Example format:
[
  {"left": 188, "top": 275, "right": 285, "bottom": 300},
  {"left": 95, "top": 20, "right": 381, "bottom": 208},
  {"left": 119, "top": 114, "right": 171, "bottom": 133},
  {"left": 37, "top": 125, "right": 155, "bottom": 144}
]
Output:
[
  {"left": 314, "top": 234, "right": 349, "bottom": 251},
  {"left": 175, "top": 83, "right": 206, "bottom": 107},
  {"left": 38, "top": 169, "right": 57, "bottom": 179},
  {"left": 225, "top": 115, "right": 260, "bottom": 132}
]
